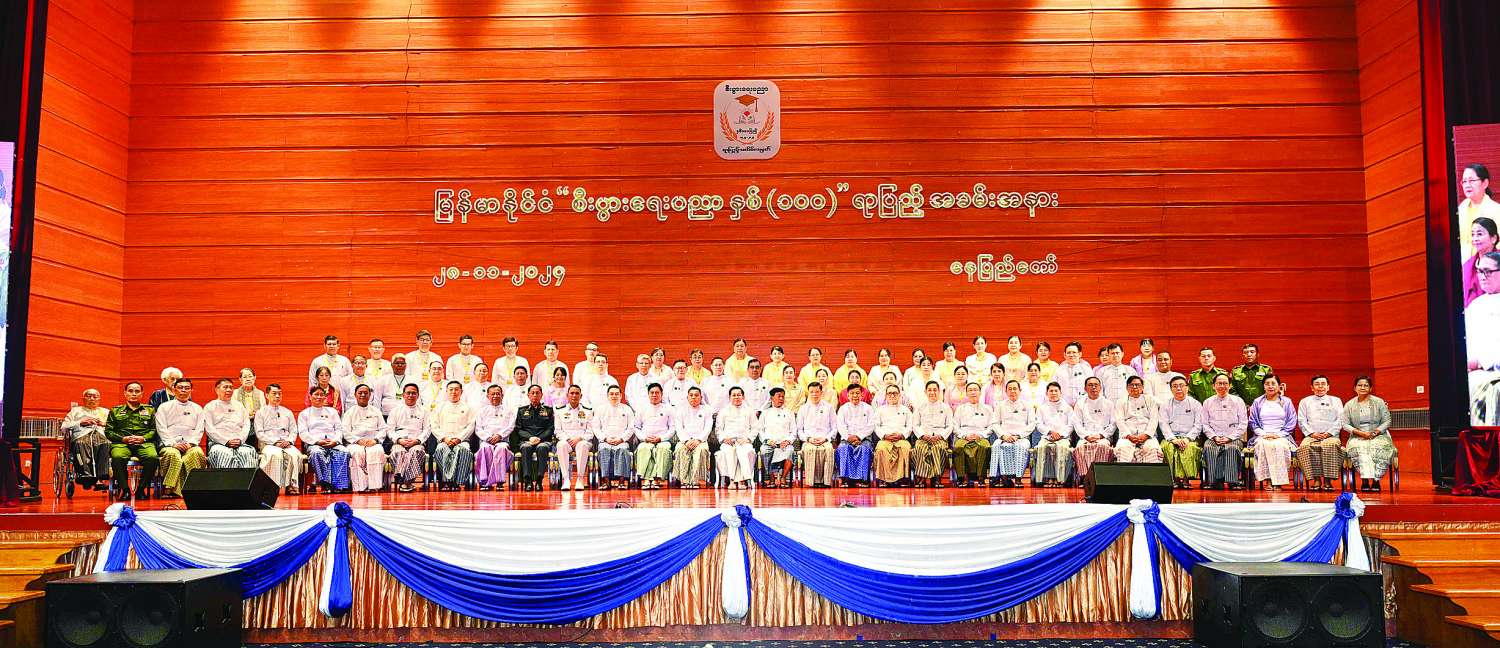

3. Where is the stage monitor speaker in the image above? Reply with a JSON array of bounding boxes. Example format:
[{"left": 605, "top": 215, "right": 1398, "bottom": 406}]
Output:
[
  {"left": 46, "top": 568, "right": 242, "bottom": 648},
  {"left": 182, "top": 468, "right": 278, "bottom": 510},
  {"left": 1193, "top": 562, "right": 1382, "bottom": 648},
  {"left": 1083, "top": 462, "right": 1173, "bottom": 504}
]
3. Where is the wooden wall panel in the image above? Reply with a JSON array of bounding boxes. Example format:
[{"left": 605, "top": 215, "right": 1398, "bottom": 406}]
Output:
[
  {"left": 131, "top": 0, "right": 1351, "bottom": 22},
  {"left": 1356, "top": 0, "right": 1427, "bottom": 413},
  {"left": 126, "top": 171, "right": 1369, "bottom": 215},
  {"left": 118, "top": 0, "right": 1375, "bottom": 409},
  {"left": 130, "top": 9, "right": 1358, "bottom": 53},
  {"left": 25, "top": 0, "right": 132, "bottom": 416},
  {"left": 127, "top": 106, "right": 1365, "bottom": 150}
]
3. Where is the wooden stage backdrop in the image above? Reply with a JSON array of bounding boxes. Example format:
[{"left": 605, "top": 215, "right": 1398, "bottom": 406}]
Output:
[{"left": 26, "top": 0, "right": 1432, "bottom": 461}]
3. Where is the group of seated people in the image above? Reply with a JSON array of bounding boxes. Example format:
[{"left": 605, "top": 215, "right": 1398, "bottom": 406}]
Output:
[{"left": 62, "top": 332, "right": 1399, "bottom": 499}]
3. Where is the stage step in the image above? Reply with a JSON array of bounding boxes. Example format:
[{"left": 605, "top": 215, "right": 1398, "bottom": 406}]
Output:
[
  {"left": 0, "top": 540, "right": 87, "bottom": 648},
  {"left": 0, "top": 540, "right": 85, "bottom": 566},
  {"left": 1383, "top": 557, "right": 1500, "bottom": 587},
  {"left": 0, "top": 591, "right": 44, "bottom": 648},
  {"left": 1371, "top": 529, "right": 1500, "bottom": 646},
  {"left": 1412, "top": 584, "right": 1500, "bottom": 616},
  {"left": 0, "top": 591, "right": 45, "bottom": 608},
  {"left": 0, "top": 564, "right": 73, "bottom": 591},
  {"left": 1448, "top": 615, "right": 1500, "bottom": 640},
  {"left": 1366, "top": 530, "right": 1500, "bottom": 557}
]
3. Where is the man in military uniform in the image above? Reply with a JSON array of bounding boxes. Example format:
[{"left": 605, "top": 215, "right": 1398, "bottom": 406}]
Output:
[
  {"left": 1188, "top": 347, "right": 1230, "bottom": 403},
  {"left": 554, "top": 385, "right": 593, "bottom": 490},
  {"left": 105, "top": 381, "right": 159, "bottom": 500},
  {"left": 1230, "top": 343, "right": 1273, "bottom": 406},
  {"left": 510, "top": 384, "right": 555, "bottom": 491}
]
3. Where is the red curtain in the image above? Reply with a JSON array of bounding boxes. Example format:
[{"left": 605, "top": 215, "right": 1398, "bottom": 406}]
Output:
[{"left": 1455, "top": 429, "right": 1500, "bottom": 496}]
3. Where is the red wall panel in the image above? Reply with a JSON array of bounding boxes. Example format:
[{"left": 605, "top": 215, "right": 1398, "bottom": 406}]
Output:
[
  {"left": 1356, "top": 0, "right": 1428, "bottom": 413},
  {"left": 25, "top": 0, "right": 132, "bottom": 416},
  {"left": 113, "top": 0, "right": 1375, "bottom": 407}
]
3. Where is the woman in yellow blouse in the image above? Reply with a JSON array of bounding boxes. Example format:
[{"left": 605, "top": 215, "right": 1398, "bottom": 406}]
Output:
[
  {"left": 802, "top": 367, "right": 837, "bottom": 408},
  {"left": 998, "top": 335, "right": 1032, "bottom": 382},
  {"left": 780, "top": 365, "right": 804, "bottom": 411},
  {"left": 764, "top": 345, "right": 790, "bottom": 389},
  {"left": 799, "top": 347, "right": 829, "bottom": 390},
  {"left": 1034, "top": 341, "right": 1059, "bottom": 383},
  {"left": 831, "top": 349, "right": 865, "bottom": 393},
  {"left": 934, "top": 342, "right": 963, "bottom": 390},
  {"left": 725, "top": 338, "right": 752, "bottom": 382},
  {"left": 686, "top": 348, "right": 710, "bottom": 385}
]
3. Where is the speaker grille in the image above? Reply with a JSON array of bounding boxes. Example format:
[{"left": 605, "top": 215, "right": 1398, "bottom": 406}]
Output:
[
  {"left": 118, "top": 586, "right": 180, "bottom": 647},
  {"left": 49, "top": 589, "right": 111, "bottom": 648},
  {"left": 1315, "top": 580, "right": 1377, "bottom": 641},
  {"left": 1246, "top": 580, "right": 1308, "bottom": 642}
]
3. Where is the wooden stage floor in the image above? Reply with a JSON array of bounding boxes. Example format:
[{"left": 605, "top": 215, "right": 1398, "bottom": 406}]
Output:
[{"left": 2, "top": 478, "right": 1490, "bottom": 530}]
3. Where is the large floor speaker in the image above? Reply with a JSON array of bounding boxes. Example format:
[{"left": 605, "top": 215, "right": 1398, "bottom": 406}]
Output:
[
  {"left": 46, "top": 568, "right": 242, "bottom": 648},
  {"left": 1193, "top": 562, "right": 1383, "bottom": 647},
  {"left": 1083, "top": 461, "right": 1173, "bottom": 503},
  {"left": 182, "top": 467, "right": 279, "bottom": 510}
]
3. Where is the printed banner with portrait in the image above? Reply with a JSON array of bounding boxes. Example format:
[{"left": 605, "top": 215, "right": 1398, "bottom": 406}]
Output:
[{"left": 1455, "top": 124, "right": 1500, "bottom": 425}]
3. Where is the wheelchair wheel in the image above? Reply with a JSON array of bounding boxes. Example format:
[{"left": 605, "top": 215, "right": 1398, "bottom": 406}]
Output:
[
  {"left": 51, "top": 449, "right": 68, "bottom": 499},
  {"left": 65, "top": 478, "right": 75, "bottom": 498}
]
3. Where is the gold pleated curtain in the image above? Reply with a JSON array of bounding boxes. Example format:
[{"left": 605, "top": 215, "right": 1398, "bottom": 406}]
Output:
[
  {"left": 87, "top": 528, "right": 1191, "bottom": 629},
  {"left": 24, "top": 522, "right": 1483, "bottom": 631}
]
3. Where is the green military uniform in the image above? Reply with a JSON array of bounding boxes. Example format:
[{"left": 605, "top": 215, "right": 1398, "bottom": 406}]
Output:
[
  {"left": 105, "top": 403, "right": 159, "bottom": 496},
  {"left": 510, "top": 404, "right": 555, "bottom": 489},
  {"left": 1188, "top": 367, "right": 1229, "bottom": 403},
  {"left": 1231, "top": 363, "right": 1274, "bottom": 406}
]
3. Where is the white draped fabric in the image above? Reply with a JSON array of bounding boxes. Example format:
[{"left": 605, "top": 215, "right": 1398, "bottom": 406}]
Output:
[
  {"left": 1156, "top": 502, "right": 1340, "bottom": 562},
  {"left": 752, "top": 504, "right": 1128, "bottom": 575},
  {"left": 93, "top": 499, "right": 1366, "bottom": 625},
  {"left": 96, "top": 506, "right": 324, "bottom": 572},
  {"left": 1124, "top": 496, "right": 1367, "bottom": 620},
  {"left": 354, "top": 508, "right": 721, "bottom": 573},
  {"left": 721, "top": 509, "right": 750, "bottom": 619}
]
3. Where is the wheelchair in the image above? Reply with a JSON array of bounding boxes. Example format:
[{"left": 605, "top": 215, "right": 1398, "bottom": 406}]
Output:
[
  {"left": 51, "top": 434, "right": 77, "bottom": 500},
  {"left": 51, "top": 432, "right": 117, "bottom": 499}
]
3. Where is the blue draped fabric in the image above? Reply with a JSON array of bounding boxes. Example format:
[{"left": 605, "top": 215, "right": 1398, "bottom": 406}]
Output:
[
  {"left": 733, "top": 505, "right": 754, "bottom": 612},
  {"left": 97, "top": 500, "right": 1359, "bottom": 625},
  {"left": 741, "top": 507, "right": 1131, "bottom": 624},
  {"left": 345, "top": 510, "right": 724, "bottom": 624},
  {"left": 324, "top": 503, "right": 354, "bottom": 617},
  {"left": 101, "top": 507, "right": 137, "bottom": 572},
  {"left": 1145, "top": 507, "right": 1163, "bottom": 618},
  {"left": 101, "top": 506, "right": 327, "bottom": 598},
  {"left": 1139, "top": 493, "right": 1359, "bottom": 618}
]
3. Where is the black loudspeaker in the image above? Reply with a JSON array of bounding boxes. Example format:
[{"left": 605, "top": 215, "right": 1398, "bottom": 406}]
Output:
[
  {"left": 182, "top": 468, "right": 279, "bottom": 510},
  {"left": 45, "top": 568, "right": 242, "bottom": 648},
  {"left": 1083, "top": 461, "right": 1173, "bottom": 504},
  {"left": 1193, "top": 562, "right": 1383, "bottom": 647}
]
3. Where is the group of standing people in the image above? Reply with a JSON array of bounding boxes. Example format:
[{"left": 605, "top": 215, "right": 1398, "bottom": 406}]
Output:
[{"left": 63, "top": 332, "right": 1398, "bottom": 498}]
